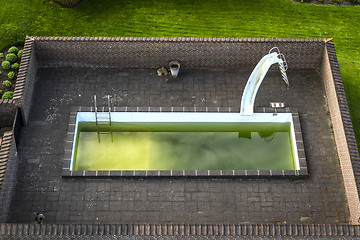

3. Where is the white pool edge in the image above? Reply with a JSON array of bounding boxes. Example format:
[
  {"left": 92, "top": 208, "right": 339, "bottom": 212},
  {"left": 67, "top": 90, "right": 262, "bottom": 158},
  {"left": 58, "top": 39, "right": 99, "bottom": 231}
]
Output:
[{"left": 70, "top": 112, "right": 300, "bottom": 171}]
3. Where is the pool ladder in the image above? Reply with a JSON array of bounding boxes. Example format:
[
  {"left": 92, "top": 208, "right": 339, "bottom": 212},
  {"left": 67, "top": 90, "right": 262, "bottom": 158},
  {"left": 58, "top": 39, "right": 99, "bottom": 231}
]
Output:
[
  {"left": 94, "top": 95, "right": 113, "bottom": 143},
  {"left": 270, "top": 47, "right": 289, "bottom": 86}
]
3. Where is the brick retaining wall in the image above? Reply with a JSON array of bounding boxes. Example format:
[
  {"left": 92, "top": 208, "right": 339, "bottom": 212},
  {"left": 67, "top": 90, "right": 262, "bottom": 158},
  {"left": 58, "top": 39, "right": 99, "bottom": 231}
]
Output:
[
  {"left": 0, "top": 223, "right": 360, "bottom": 237},
  {"left": 321, "top": 40, "right": 360, "bottom": 225},
  {"left": 0, "top": 100, "right": 17, "bottom": 128},
  {"left": 33, "top": 37, "right": 324, "bottom": 70},
  {"left": 0, "top": 131, "right": 19, "bottom": 222},
  {"left": 13, "top": 37, "right": 37, "bottom": 126}
]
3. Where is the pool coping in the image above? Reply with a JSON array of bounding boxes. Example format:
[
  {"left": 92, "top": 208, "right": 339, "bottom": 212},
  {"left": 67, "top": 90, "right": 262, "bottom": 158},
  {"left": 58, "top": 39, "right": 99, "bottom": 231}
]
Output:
[{"left": 62, "top": 106, "right": 307, "bottom": 178}]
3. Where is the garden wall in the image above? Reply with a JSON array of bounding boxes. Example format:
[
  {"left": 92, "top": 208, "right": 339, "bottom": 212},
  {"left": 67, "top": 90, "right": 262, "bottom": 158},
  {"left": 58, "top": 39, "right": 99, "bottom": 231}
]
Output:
[
  {"left": 0, "top": 131, "right": 19, "bottom": 222},
  {"left": 13, "top": 37, "right": 37, "bottom": 126},
  {"left": 33, "top": 37, "right": 324, "bottom": 70},
  {"left": 321, "top": 40, "right": 360, "bottom": 224},
  {"left": 1, "top": 223, "right": 360, "bottom": 237},
  {"left": 0, "top": 99, "right": 17, "bottom": 128}
]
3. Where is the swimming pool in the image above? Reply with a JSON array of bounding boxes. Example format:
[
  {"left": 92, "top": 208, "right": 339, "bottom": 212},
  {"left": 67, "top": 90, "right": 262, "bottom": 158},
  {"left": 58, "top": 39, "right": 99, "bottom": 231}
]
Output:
[{"left": 63, "top": 111, "right": 307, "bottom": 177}]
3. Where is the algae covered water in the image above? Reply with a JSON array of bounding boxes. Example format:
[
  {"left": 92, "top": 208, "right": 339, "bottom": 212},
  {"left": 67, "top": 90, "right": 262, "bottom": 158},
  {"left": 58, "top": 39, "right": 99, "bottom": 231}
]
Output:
[{"left": 73, "top": 122, "right": 296, "bottom": 171}]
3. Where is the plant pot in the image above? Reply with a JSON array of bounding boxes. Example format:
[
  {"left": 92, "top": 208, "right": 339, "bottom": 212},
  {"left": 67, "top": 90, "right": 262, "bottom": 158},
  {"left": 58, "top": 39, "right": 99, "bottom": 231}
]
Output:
[{"left": 169, "top": 61, "right": 180, "bottom": 78}]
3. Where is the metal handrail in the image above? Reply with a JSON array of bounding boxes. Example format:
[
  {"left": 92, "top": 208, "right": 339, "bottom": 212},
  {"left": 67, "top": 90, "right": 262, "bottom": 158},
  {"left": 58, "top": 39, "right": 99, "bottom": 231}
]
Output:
[
  {"left": 94, "top": 95, "right": 113, "bottom": 142},
  {"left": 94, "top": 95, "right": 98, "bottom": 126},
  {"left": 107, "top": 95, "right": 111, "bottom": 126}
]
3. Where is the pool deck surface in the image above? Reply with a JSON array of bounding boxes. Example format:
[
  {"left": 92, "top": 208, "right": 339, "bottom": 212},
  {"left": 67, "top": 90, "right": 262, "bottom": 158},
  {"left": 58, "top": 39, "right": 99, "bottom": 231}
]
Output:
[{"left": 8, "top": 68, "right": 350, "bottom": 224}]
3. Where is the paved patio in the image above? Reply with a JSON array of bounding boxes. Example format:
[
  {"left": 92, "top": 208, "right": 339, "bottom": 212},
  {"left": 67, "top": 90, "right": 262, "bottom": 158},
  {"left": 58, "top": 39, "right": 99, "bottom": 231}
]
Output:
[{"left": 7, "top": 67, "right": 349, "bottom": 224}]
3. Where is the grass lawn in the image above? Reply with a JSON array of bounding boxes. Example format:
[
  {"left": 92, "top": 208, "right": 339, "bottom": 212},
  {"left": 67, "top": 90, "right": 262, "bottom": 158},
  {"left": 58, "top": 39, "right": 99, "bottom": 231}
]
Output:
[{"left": 0, "top": 0, "right": 359, "bottom": 148}]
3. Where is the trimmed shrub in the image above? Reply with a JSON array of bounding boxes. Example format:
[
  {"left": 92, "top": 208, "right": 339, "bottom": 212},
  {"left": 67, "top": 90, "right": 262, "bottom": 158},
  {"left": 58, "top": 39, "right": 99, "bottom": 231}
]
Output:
[
  {"left": 55, "top": 0, "right": 82, "bottom": 7},
  {"left": 2, "top": 91, "right": 14, "bottom": 99},
  {"left": 8, "top": 71, "right": 15, "bottom": 80},
  {"left": 6, "top": 53, "right": 17, "bottom": 63},
  {"left": 11, "top": 63, "right": 19, "bottom": 70},
  {"left": 8, "top": 46, "right": 19, "bottom": 54},
  {"left": 17, "top": 50, "right": 23, "bottom": 59},
  {"left": 3, "top": 80, "right": 12, "bottom": 88},
  {"left": 1, "top": 61, "right": 11, "bottom": 70}
]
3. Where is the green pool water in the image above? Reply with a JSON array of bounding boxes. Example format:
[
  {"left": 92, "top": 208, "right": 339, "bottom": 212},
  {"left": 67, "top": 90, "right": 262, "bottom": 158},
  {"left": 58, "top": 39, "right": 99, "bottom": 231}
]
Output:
[{"left": 72, "top": 122, "right": 296, "bottom": 171}]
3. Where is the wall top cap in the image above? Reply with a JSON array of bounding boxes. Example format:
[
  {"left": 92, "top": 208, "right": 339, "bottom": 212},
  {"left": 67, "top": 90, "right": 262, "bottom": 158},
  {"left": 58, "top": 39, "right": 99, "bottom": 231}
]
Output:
[{"left": 28, "top": 36, "right": 325, "bottom": 43}]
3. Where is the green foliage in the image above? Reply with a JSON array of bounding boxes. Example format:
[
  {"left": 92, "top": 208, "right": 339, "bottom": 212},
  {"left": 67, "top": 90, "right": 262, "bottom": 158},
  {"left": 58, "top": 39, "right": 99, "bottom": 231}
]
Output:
[
  {"left": 6, "top": 53, "right": 17, "bottom": 63},
  {"left": 11, "top": 63, "right": 19, "bottom": 70},
  {"left": 0, "top": 90, "right": 2, "bottom": 95},
  {"left": 0, "top": 53, "right": 3, "bottom": 58},
  {"left": 0, "top": 70, "right": 2, "bottom": 75},
  {"left": 2, "top": 91, "right": 13, "bottom": 99},
  {"left": 8, "top": 46, "right": 19, "bottom": 54},
  {"left": 1, "top": 61, "right": 11, "bottom": 70},
  {"left": 3, "top": 80, "right": 12, "bottom": 88},
  {"left": 55, "top": 0, "right": 82, "bottom": 8},
  {"left": 8, "top": 71, "right": 15, "bottom": 80},
  {"left": 17, "top": 50, "right": 23, "bottom": 59}
]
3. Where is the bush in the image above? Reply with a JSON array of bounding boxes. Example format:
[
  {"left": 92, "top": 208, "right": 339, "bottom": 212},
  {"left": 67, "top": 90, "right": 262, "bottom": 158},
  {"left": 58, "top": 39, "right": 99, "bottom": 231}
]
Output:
[
  {"left": 2, "top": 91, "right": 14, "bottom": 99},
  {"left": 3, "top": 80, "right": 12, "bottom": 88},
  {"left": 55, "top": 0, "right": 82, "bottom": 7},
  {"left": 8, "top": 71, "right": 15, "bottom": 80},
  {"left": 11, "top": 63, "right": 19, "bottom": 70},
  {"left": 0, "top": 90, "right": 2, "bottom": 95},
  {"left": 17, "top": 50, "right": 23, "bottom": 60},
  {"left": 1, "top": 61, "right": 11, "bottom": 70},
  {"left": 6, "top": 53, "right": 17, "bottom": 63},
  {"left": 0, "top": 53, "right": 3, "bottom": 58},
  {"left": 8, "top": 46, "right": 19, "bottom": 54}
]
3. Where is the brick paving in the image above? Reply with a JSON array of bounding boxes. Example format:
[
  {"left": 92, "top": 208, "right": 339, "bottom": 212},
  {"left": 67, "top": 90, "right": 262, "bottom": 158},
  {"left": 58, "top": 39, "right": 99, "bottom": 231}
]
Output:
[{"left": 7, "top": 68, "right": 349, "bottom": 224}]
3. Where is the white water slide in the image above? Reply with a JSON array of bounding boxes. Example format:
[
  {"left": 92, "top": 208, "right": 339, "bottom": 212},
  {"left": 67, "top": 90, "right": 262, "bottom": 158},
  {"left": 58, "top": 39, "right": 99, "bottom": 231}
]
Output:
[{"left": 240, "top": 47, "right": 289, "bottom": 116}]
